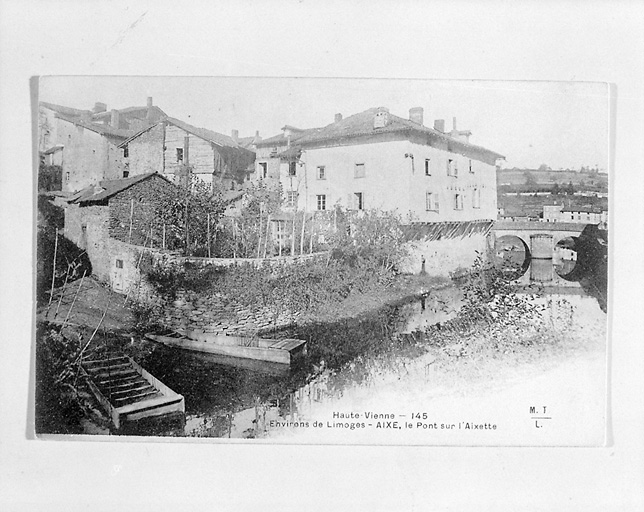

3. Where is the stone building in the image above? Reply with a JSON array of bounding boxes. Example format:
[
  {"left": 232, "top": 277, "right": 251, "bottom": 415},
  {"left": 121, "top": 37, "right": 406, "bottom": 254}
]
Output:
[
  {"left": 64, "top": 172, "right": 176, "bottom": 291},
  {"left": 252, "top": 107, "right": 503, "bottom": 223},
  {"left": 251, "top": 107, "right": 504, "bottom": 275},
  {"left": 38, "top": 98, "right": 166, "bottom": 192},
  {"left": 119, "top": 117, "right": 256, "bottom": 193},
  {"left": 542, "top": 204, "right": 608, "bottom": 227}
]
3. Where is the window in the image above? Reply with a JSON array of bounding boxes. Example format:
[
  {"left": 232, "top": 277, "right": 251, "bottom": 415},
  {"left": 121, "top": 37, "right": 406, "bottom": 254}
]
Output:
[
  {"left": 426, "top": 192, "right": 439, "bottom": 212},
  {"left": 425, "top": 159, "right": 431, "bottom": 176},
  {"left": 317, "top": 166, "right": 326, "bottom": 180},
  {"left": 123, "top": 170, "right": 129, "bottom": 178},
  {"left": 317, "top": 194, "right": 327, "bottom": 211},
  {"left": 288, "top": 161, "right": 297, "bottom": 176},
  {"left": 354, "top": 163, "right": 365, "bottom": 178},
  {"left": 115, "top": 259, "right": 123, "bottom": 269},
  {"left": 472, "top": 187, "right": 481, "bottom": 208},
  {"left": 259, "top": 162, "right": 267, "bottom": 178},
  {"left": 468, "top": 159, "right": 473, "bottom": 173},
  {"left": 176, "top": 148, "right": 184, "bottom": 162},
  {"left": 65, "top": 171, "right": 70, "bottom": 182},
  {"left": 123, "top": 146, "right": 129, "bottom": 158},
  {"left": 354, "top": 192, "right": 364, "bottom": 210},
  {"left": 454, "top": 193, "right": 463, "bottom": 210},
  {"left": 286, "top": 191, "right": 298, "bottom": 208},
  {"left": 447, "top": 159, "right": 458, "bottom": 177}
]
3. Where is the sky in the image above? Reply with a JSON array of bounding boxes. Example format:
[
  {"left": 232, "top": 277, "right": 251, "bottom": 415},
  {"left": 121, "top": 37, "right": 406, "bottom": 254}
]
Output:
[{"left": 39, "top": 76, "right": 610, "bottom": 171}]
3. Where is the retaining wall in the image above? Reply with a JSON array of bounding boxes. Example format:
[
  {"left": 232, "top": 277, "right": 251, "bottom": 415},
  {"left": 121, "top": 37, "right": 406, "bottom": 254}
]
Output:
[
  {"left": 401, "top": 232, "right": 491, "bottom": 277},
  {"left": 121, "top": 248, "right": 326, "bottom": 335},
  {"left": 157, "top": 289, "right": 299, "bottom": 336}
]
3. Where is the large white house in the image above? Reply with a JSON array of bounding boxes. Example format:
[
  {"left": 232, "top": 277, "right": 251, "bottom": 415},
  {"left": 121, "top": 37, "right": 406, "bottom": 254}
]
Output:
[{"left": 253, "top": 107, "right": 504, "bottom": 223}]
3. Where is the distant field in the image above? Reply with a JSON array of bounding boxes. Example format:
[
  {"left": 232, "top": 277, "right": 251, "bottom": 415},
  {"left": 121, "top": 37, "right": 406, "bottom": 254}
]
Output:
[
  {"left": 496, "top": 168, "right": 608, "bottom": 217},
  {"left": 497, "top": 168, "right": 608, "bottom": 191}
]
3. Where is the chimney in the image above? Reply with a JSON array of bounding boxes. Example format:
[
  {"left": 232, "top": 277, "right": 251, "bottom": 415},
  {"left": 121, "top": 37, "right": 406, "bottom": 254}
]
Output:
[
  {"left": 231, "top": 129, "right": 239, "bottom": 142},
  {"left": 434, "top": 119, "right": 445, "bottom": 132},
  {"left": 409, "top": 107, "right": 424, "bottom": 125},
  {"left": 93, "top": 102, "right": 107, "bottom": 113},
  {"left": 147, "top": 97, "right": 153, "bottom": 108},
  {"left": 253, "top": 130, "right": 262, "bottom": 144},
  {"left": 335, "top": 113, "right": 343, "bottom": 123},
  {"left": 452, "top": 117, "right": 457, "bottom": 131},
  {"left": 110, "top": 109, "right": 120, "bottom": 129}
]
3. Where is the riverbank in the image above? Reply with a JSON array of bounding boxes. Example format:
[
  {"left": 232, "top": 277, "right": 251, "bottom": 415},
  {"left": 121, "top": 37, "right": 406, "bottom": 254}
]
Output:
[
  {"left": 34, "top": 270, "right": 452, "bottom": 435},
  {"left": 292, "top": 272, "right": 452, "bottom": 326},
  {"left": 265, "top": 291, "right": 607, "bottom": 445}
]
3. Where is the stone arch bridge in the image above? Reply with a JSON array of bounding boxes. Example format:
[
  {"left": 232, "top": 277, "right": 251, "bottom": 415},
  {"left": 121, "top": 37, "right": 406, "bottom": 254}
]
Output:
[{"left": 492, "top": 220, "right": 588, "bottom": 258}]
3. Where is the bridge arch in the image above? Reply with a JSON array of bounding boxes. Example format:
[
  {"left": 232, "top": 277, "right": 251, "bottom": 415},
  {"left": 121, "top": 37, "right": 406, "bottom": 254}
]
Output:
[{"left": 491, "top": 221, "right": 587, "bottom": 260}]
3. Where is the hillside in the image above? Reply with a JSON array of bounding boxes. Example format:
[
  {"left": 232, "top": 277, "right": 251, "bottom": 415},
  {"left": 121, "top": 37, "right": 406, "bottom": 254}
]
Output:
[{"left": 497, "top": 168, "right": 608, "bottom": 192}]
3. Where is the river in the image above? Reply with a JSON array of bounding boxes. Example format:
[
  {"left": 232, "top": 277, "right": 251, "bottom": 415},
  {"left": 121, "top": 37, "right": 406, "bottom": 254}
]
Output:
[{"left": 132, "top": 254, "right": 607, "bottom": 440}]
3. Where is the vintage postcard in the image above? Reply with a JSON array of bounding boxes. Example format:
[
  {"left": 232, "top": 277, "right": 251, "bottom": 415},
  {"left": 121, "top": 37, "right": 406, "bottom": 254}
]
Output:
[{"left": 34, "top": 77, "right": 609, "bottom": 445}]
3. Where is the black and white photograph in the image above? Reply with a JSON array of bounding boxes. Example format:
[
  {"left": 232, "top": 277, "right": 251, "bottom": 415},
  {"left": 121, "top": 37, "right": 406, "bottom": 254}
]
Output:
[
  {"left": 35, "top": 77, "right": 609, "bottom": 444},
  {"left": 1, "top": 1, "right": 643, "bottom": 510}
]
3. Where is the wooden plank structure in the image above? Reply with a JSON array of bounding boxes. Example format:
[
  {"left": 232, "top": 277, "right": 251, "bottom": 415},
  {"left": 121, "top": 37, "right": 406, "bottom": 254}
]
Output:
[
  {"left": 401, "top": 219, "right": 494, "bottom": 242},
  {"left": 82, "top": 355, "right": 185, "bottom": 430},
  {"left": 146, "top": 330, "right": 307, "bottom": 366}
]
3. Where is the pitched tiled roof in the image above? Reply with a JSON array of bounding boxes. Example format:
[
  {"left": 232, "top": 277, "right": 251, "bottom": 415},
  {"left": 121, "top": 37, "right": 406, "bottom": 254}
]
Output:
[
  {"left": 40, "top": 101, "right": 91, "bottom": 118},
  {"left": 69, "top": 172, "right": 171, "bottom": 204},
  {"left": 165, "top": 117, "right": 241, "bottom": 148},
  {"left": 562, "top": 206, "right": 605, "bottom": 213},
  {"left": 92, "top": 105, "right": 167, "bottom": 123},
  {"left": 255, "top": 127, "right": 323, "bottom": 147},
  {"left": 54, "top": 113, "right": 134, "bottom": 139},
  {"left": 293, "top": 107, "right": 504, "bottom": 160}
]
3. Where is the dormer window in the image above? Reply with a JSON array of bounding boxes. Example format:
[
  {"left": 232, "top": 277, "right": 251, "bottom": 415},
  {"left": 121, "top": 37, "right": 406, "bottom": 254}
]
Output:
[{"left": 374, "top": 111, "right": 388, "bottom": 129}]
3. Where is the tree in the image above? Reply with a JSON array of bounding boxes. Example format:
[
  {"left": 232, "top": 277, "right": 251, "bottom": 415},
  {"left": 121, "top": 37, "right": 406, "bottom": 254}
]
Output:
[
  {"left": 38, "top": 164, "right": 62, "bottom": 192},
  {"left": 153, "top": 166, "right": 227, "bottom": 255},
  {"left": 537, "top": 164, "right": 550, "bottom": 172},
  {"left": 217, "top": 181, "right": 281, "bottom": 258},
  {"left": 523, "top": 170, "right": 537, "bottom": 186},
  {"left": 552, "top": 182, "right": 561, "bottom": 195},
  {"left": 565, "top": 181, "right": 575, "bottom": 195}
]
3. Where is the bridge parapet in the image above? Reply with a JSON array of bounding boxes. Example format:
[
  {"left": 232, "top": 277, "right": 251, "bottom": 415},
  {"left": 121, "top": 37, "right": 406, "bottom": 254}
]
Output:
[{"left": 493, "top": 220, "right": 587, "bottom": 233}]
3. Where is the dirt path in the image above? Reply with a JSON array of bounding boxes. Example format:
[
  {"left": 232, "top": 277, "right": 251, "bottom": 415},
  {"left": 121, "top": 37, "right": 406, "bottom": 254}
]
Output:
[{"left": 37, "top": 277, "right": 136, "bottom": 333}]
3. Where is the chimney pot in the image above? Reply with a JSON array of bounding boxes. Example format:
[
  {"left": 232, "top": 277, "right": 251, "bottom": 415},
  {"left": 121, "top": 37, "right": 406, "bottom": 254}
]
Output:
[
  {"left": 335, "top": 113, "right": 343, "bottom": 123},
  {"left": 434, "top": 119, "right": 445, "bottom": 132},
  {"left": 409, "top": 107, "right": 424, "bottom": 125},
  {"left": 147, "top": 97, "right": 153, "bottom": 108}
]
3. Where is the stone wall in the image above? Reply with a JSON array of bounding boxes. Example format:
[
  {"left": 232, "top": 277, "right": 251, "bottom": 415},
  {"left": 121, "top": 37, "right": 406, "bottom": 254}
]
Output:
[
  {"left": 127, "top": 123, "right": 164, "bottom": 176},
  {"left": 64, "top": 202, "right": 111, "bottom": 281},
  {"left": 158, "top": 289, "right": 300, "bottom": 336},
  {"left": 401, "top": 231, "right": 492, "bottom": 277},
  {"left": 114, "top": 247, "right": 328, "bottom": 335}
]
